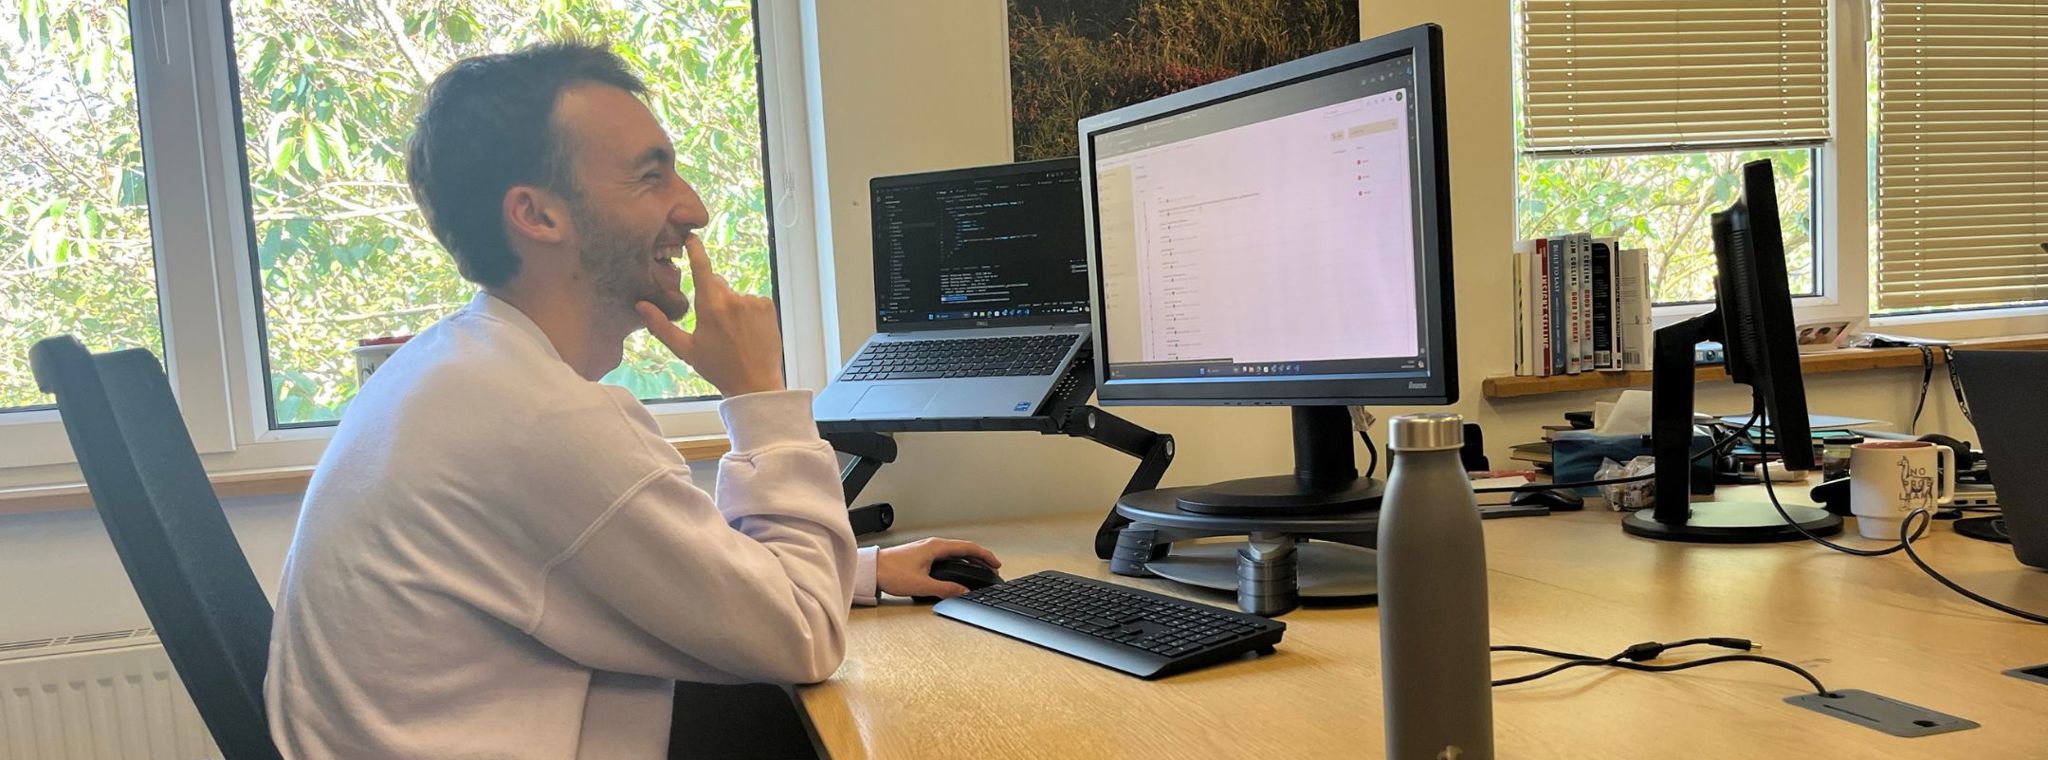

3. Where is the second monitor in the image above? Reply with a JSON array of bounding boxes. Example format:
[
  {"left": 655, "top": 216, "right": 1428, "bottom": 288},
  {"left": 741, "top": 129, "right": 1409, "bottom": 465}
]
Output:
[{"left": 1079, "top": 24, "right": 1457, "bottom": 516}]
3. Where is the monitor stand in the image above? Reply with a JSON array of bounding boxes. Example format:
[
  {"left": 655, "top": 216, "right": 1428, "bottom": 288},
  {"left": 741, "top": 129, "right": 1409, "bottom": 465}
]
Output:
[
  {"left": 1621, "top": 310, "right": 1842, "bottom": 543},
  {"left": 1174, "top": 405, "right": 1383, "bottom": 516},
  {"left": 1108, "top": 404, "right": 1383, "bottom": 615}
]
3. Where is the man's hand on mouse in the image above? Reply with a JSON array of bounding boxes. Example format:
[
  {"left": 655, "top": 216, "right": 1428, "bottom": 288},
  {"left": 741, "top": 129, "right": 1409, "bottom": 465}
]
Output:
[{"left": 877, "top": 537, "right": 1002, "bottom": 600}]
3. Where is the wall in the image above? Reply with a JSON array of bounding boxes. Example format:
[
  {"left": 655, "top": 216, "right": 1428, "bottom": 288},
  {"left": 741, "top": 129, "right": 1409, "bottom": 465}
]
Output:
[{"left": 0, "top": 0, "right": 1988, "bottom": 643}]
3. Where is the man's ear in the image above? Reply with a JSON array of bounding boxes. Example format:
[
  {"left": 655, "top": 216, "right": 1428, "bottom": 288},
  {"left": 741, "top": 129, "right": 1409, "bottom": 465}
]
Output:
[{"left": 504, "top": 185, "right": 570, "bottom": 246}]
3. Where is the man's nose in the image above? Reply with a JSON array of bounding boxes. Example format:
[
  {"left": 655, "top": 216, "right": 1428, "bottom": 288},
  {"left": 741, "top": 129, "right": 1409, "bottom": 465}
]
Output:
[{"left": 673, "top": 176, "right": 711, "bottom": 229}]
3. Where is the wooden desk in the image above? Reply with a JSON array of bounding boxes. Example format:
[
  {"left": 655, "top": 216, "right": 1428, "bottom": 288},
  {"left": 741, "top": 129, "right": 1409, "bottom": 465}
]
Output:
[{"left": 800, "top": 490, "right": 2047, "bottom": 759}]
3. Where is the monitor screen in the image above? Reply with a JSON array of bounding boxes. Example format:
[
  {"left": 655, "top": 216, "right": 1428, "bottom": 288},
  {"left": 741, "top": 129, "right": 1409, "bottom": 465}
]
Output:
[
  {"left": 870, "top": 159, "right": 1091, "bottom": 330},
  {"left": 1082, "top": 32, "right": 1453, "bottom": 406}
]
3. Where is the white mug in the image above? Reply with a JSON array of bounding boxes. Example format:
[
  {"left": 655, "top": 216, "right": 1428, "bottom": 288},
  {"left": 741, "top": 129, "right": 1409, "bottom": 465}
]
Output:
[{"left": 1848, "top": 440, "right": 1955, "bottom": 540}]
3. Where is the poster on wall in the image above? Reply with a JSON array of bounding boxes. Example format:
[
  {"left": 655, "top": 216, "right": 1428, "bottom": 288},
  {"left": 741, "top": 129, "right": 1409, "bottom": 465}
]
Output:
[{"left": 1008, "top": 0, "right": 1361, "bottom": 161}]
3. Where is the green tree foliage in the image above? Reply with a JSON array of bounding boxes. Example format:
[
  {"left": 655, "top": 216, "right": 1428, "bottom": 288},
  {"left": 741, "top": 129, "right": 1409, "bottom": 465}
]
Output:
[
  {"left": 236, "top": 0, "right": 768, "bottom": 424},
  {"left": 1518, "top": 149, "right": 1816, "bottom": 305},
  {"left": 1, "top": 0, "right": 162, "bottom": 410},
  {"left": 2, "top": 0, "right": 770, "bottom": 422},
  {"left": 1008, "top": 0, "right": 1357, "bottom": 161}
]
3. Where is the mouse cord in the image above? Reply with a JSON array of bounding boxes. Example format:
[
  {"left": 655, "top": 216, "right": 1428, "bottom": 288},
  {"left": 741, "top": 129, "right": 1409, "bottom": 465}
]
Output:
[
  {"left": 1757, "top": 408, "right": 2048, "bottom": 624},
  {"left": 1491, "top": 638, "right": 1833, "bottom": 697}
]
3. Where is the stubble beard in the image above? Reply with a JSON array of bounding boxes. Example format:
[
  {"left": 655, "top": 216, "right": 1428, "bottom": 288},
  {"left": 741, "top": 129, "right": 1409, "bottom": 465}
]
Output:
[{"left": 572, "top": 200, "right": 691, "bottom": 327}]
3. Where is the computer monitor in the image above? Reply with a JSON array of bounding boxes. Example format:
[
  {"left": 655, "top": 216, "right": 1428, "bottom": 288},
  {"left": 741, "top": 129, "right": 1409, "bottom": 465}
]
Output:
[
  {"left": 1622, "top": 159, "right": 1843, "bottom": 542},
  {"left": 1078, "top": 24, "right": 1456, "bottom": 516}
]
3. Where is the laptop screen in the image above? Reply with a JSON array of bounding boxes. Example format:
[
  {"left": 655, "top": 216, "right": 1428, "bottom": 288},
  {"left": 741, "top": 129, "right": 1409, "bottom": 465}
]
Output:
[{"left": 870, "top": 158, "right": 1091, "bottom": 330}]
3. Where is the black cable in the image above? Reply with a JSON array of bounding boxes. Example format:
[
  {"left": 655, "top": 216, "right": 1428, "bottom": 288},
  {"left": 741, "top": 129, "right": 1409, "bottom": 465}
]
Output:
[
  {"left": 1755, "top": 404, "right": 2045, "bottom": 623},
  {"left": 1757, "top": 405, "right": 1926, "bottom": 557},
  {"left": 1360, "top": 430, "right": 1379, "bottom": 479},
  {"left": 1491, "top": 638, "right": 1833, "bottom": 696},
  {"left": 1608, "top": 655, "right": 1832, "bottom": 697},
  {"left": 1899, "top": 509, "right": 2048, "bottom": 624},
  {"left": 1473, "top": 412, "right": 1760, "bottom": 494},
  {"left": 1909, "top": 344, "right": 1933, "bottom": 433},
  {"left": 1938, "top": 345, "right": 1975, "bottom": 424}
]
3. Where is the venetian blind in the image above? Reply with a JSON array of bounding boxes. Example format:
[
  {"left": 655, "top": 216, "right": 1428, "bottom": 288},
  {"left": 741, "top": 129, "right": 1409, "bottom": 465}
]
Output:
[
  {"left": 1522, "top": 0, "right": 1832, "bottom": 154},
  {"left": 1875, "top": 0, "right": 2048, "bottom": 311}
]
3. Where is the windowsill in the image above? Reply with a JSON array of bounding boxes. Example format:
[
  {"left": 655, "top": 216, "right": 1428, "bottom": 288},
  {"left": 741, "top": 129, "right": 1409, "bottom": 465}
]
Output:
[
  {"left": 1481, "top": 333, "right": 2048, "bottom": 399},
  {"left": 0, "top": 437, "right": 734, "bottom": 517}
]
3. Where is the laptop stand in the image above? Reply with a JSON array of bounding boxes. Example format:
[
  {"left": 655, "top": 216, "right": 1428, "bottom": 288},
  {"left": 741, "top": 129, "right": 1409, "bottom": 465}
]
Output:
[{"left": 819, "top": 352, "right": 1174, "bottom": 557}]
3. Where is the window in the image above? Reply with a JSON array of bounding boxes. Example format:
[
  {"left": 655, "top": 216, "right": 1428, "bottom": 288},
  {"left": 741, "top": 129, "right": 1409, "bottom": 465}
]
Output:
[
  {"left": 1, "top": 0, "right": 162, "bottom": 412},
  {"left": 226, "top": 0, "right": 775, "bottom": 427},
  {"left": 1, "top": 0, "right": 815, "bottom": 480},
  {"left": 1872, "top": 1, "right": 2048, "bottom": 313},
  {"left": 1514, "top": 0, "right": 1830, "bottom": 305}
]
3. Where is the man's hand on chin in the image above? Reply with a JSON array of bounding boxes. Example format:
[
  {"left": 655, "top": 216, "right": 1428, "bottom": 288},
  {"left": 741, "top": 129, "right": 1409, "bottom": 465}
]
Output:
[
  {"left": 639, "top": 236, "right": 785, "bottom": 397},
  {"left": 876, "top": 538, "right": 1003, "bottom": 600}
]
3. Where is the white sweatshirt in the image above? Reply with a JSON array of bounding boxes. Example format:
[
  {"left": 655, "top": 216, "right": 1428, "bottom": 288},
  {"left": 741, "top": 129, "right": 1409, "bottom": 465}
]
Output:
[{"left": 266, "top": 293, "right": 871, "bottom": 759}]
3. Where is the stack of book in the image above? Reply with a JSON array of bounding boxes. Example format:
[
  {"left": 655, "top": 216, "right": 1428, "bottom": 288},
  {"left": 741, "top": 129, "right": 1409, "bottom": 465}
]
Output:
[{"left": 1511, "top": 234, "right": 1653, "bottom": 376}]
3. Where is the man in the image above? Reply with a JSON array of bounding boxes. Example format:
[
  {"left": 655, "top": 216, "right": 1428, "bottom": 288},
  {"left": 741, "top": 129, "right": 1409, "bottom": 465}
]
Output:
[{"left": 266, "top": 41, "right": 999, "bottom": 758}]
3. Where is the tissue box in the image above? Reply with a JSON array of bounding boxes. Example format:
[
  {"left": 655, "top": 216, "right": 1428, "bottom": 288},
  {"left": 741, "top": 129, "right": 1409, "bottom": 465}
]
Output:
[{"left": 1552, "top": 429, "right": 1716, "bottom": 496}]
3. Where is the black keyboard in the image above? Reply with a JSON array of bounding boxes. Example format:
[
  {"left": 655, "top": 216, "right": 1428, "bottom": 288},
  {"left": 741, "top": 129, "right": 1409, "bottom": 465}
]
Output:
[
  {"left": 839, "top": 334, "right": 1078, "bottom": 382},
  {"left": 933, "top": 571, "right": 1286, "bottom": 679}
]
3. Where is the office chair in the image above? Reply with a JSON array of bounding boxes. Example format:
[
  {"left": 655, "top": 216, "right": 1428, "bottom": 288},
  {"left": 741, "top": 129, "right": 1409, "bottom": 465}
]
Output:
[{"left": 30, "top": 336, "right": 284, "bottom": 760}]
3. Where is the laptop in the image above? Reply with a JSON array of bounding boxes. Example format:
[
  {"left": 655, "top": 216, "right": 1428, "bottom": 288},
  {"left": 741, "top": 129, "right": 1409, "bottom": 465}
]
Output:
[
  {"left": 1949, "top": 350, "right": 2048, "bottom": 570},
  {"left": 814, "top": 158, "right": 1093, "bottom": 423}
]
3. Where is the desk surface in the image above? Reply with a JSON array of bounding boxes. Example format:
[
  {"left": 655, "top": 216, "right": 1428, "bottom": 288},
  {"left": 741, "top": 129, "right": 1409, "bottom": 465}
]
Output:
[{"left": 800, "top": 487, "right": 2047, "bottom": 759}]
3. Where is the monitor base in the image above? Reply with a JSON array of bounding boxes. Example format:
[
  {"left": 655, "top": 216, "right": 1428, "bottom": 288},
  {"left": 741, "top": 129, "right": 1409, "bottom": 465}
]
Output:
[
  {"left": 1175, "top": 475, "right": 1384, "bottom": 516},
  {"left": 1623, "top": 501, "right": 1842, "bottom": 543},
  {"left": 1144, "top": 541, "right": 1377, "bottom": 599},
  {"left": 1953, "top": 516, "right": 2011, "bottom": 544}
]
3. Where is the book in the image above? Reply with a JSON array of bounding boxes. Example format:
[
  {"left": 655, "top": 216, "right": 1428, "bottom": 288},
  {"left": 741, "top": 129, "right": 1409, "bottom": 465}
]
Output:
[
  {"left": 1508, "top": 441, "right": 1555, "bottom": 466},
  {"left": 1561, "top": 235, "right": 1580, "bottom": 374},
  {"left": 1512, "top": 243, "right": 1533, "bottom": 375},
  {"left": 1546, "top": 237, "right": 1564, "bottom": 376},
  {"left": 1591, "top": 238, "right": 1614, "bottom": 370},
  {"left": 1575, "top": 233, "right": 1594, "bottom": 373},
  {"left": 1616, "top": 248, "right": 1652, "bottom": 371},
  {"left": 1520, "top": 245, "right": 1538, "bottom": 375},
  {"left": 1512, "top": 251, "right": 1522, "bottom": 375}
]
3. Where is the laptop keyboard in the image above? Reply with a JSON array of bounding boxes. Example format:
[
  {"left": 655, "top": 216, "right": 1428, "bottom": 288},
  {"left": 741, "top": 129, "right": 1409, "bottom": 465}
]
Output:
[{"left": 840, "top": 334, "right": 1079, "bottom": 381}]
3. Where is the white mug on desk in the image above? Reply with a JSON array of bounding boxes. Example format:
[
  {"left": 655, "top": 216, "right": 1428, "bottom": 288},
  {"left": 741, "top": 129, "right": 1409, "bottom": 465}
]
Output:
[{"left": 1848, "top": 440, "right": 1954, "bottom": 540}]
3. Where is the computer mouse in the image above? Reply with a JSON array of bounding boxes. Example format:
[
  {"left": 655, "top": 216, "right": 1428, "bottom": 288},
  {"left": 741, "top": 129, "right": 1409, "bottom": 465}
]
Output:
[
  {"left": 912, "top": 558, "right": 1004, "bottom": 604},
  {"left": 1509, "top": 489, "right": 1584, "bottom": 511}
]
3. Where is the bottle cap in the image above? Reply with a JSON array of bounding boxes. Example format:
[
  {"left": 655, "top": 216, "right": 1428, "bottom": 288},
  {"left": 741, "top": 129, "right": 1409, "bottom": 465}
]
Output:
[{"left": 1389, "top": 413, "right": 1464, "bottom": 451}]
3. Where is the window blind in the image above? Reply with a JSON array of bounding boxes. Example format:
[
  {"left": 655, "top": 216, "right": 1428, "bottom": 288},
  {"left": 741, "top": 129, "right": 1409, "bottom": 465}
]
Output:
[
  {"left": 1522, "top": 0, "right": 1832, "bottom": 154},
  {"left": 1875, "top": 0, "right": 2048, "bottom": 311}
]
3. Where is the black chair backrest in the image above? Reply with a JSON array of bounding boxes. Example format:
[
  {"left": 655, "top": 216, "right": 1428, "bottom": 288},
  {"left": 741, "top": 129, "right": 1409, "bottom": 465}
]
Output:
[{"left": 30, "top": 336, "right": 284, "bottom": 760}]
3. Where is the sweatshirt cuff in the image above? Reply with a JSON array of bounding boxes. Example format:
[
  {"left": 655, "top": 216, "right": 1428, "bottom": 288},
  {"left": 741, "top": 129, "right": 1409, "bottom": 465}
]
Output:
[
  {"left": 719, "top": 389, "right": 821, "bottom": 452},
  {"left": 853, "top": 546, "right": 879, "bottom": 606}
]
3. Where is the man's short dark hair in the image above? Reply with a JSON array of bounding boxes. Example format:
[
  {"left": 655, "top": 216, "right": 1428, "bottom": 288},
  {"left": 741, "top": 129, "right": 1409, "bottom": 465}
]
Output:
[{"left": 405, "top": 41, "right": 646, "bottom": 287}]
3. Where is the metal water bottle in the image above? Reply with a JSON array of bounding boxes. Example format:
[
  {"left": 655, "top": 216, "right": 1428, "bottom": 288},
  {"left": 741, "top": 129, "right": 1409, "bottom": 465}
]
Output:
[{"left": 1378, "top": 413, "right": 1493, "bottom": 759}]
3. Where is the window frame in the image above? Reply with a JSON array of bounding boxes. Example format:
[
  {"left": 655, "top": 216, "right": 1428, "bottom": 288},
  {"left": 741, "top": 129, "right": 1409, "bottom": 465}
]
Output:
[
  {"left": 1512, "top": 0, "right": 1856, "bottom": 327},
  {"left": 0, "top": 0, "right": 827, "bottom": 484}
]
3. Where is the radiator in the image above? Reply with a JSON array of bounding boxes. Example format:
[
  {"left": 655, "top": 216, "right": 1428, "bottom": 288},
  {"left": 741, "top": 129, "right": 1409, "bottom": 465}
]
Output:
[{"left": 0, "top": 630, "right": 220, "bottom": 760}]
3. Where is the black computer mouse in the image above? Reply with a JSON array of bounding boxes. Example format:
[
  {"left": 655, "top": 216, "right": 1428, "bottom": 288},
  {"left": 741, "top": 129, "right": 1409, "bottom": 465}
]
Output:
[
  {"left": 913, "top": 558, "right": 1003, "bottom": 603},
  {"left": 1510, "top": 489, "right": 1584, "bottom": 511}
]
